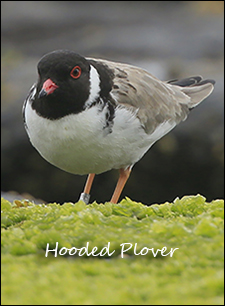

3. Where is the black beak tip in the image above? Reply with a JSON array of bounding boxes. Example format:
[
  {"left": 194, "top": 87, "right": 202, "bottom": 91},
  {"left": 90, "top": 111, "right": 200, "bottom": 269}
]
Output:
[{"left": 38, "top": 88, "right": 47, "bottom": 99}]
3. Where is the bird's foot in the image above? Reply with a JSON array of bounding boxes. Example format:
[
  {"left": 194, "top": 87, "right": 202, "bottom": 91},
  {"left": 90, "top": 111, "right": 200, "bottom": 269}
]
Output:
[{"left": 79, "top": 192, "right": 90, "bottom": 205}]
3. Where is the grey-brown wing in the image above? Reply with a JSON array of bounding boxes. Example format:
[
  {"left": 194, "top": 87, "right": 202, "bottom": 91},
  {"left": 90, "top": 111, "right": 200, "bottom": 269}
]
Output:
[{"left": 90, "top": 58, "right": 214, "bottom": 134}]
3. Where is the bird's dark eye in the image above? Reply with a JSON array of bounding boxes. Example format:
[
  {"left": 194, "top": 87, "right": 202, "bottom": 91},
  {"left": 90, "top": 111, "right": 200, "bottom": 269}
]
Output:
[{"left": 70, "top": 66, "right": 82, "bottom": 79}]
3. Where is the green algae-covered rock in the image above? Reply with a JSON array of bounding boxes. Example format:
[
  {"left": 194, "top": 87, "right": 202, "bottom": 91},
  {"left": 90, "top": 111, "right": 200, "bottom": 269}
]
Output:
[{"left": 1, "top": 195, "right": 224, "bottom": 305}]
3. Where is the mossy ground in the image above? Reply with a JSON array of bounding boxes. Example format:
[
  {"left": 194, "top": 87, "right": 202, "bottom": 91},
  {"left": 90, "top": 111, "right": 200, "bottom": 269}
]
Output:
[{"left": 1, "top": 195, "right": 224, "bottom": 305}]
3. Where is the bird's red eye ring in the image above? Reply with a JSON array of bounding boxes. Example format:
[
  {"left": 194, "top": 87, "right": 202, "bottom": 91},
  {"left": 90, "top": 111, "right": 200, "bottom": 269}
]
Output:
[{"left": 70, "top": 66, "right": 82, "bottom": 79}]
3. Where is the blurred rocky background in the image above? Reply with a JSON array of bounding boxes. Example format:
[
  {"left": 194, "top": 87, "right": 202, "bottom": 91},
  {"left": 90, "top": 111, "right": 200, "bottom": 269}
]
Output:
[{"left": 1, "top": 1, "right": 224, "bottom": 205}]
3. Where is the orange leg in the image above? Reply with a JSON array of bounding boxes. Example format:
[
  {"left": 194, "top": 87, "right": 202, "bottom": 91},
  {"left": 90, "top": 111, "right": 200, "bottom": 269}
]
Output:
[
  {"left": 79, "top": 173, "right": 95, "bottom": 204},
  {"left": 84, "top": 173, "right": 95, "bottom": 194},
  {"left": 110, "top": 167, "right": 132, "bottom": 204}
]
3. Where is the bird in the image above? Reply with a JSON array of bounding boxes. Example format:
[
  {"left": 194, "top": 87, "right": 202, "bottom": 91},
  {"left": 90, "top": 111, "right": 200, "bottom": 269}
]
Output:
[{"left": 23, "top": 50, "right": 215, "bottom": 204}]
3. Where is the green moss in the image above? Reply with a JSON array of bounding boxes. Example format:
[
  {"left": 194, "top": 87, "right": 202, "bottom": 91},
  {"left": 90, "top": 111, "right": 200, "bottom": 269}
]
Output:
[{"left": 1, "top": 195, "right": 224, "bottom": 305}]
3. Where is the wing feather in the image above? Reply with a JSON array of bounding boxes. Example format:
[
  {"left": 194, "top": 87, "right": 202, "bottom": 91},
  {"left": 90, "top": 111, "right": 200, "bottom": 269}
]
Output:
[{"left": 88, "top": 58, "right": 214, "bottom": 134}]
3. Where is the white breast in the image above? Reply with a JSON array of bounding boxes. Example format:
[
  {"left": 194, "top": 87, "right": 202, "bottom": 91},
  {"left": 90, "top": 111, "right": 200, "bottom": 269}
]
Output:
[{"left": 24, "top": 101, "right": 175, "bottom": 175}]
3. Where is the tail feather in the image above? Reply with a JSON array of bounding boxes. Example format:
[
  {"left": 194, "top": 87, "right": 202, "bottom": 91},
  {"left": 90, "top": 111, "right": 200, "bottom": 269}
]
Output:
[
  {"left": 168, "top": 76, "right": 215, "bottom": 108},
  {"left": 168, "top": 76, "right": 202, "bottom": 86}
]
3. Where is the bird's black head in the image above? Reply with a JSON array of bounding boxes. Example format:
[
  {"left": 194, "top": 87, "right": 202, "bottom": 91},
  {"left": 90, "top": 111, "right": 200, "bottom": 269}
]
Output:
[{"left": 32, "top": 50, "right": 92, "bottom": 119}]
